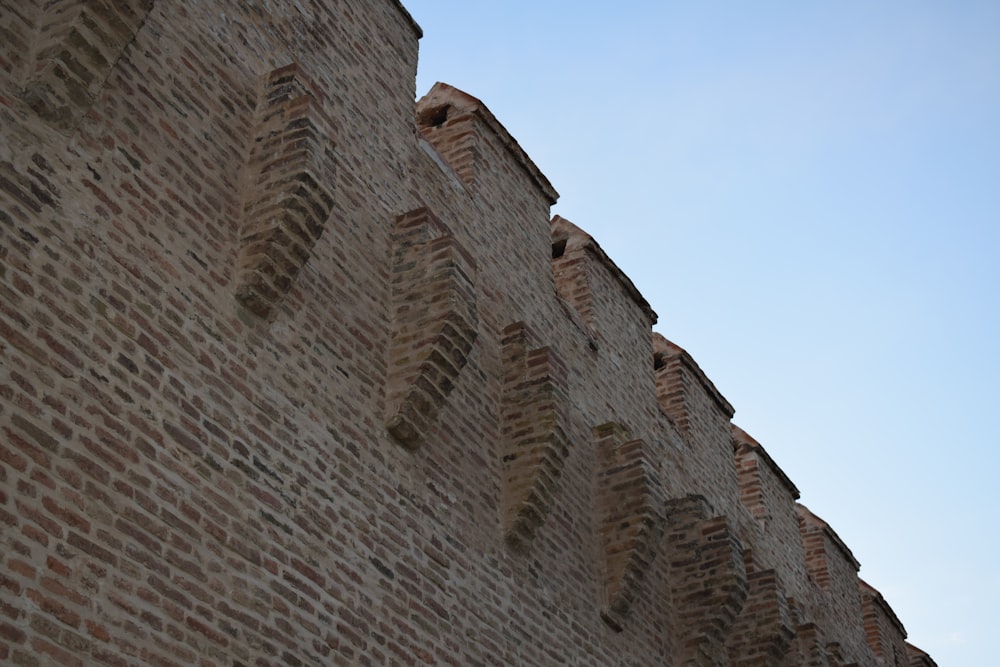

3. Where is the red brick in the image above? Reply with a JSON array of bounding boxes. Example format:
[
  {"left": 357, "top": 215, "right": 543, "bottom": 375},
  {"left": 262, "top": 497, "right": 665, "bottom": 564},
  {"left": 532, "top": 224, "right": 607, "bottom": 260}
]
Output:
[{"left": 0, "top": 2, "right": 930, "bottom": 665}]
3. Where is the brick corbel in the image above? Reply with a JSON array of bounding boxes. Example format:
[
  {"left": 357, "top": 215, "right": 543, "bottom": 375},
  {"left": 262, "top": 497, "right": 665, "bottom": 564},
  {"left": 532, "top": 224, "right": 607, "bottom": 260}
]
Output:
[
  {"left": 236, "top": 63, "right": 336, "bottom": 319},
  {"left": 665, "top": 495, "right": 748, "bottom": 665},
  {"left": 594, "top": 423, "right": 665, "bottom": 631},
  {"left": 386, "top": 207, "right": 478, "bottom": 449},
  {"left": 500, "top": 321, "right": 569, "bottom": 552},
  {"left": 20, "top": 0, "right": 155, "bottom": 130},
  {"left": 726, "top": 563, "right": 796, "bottom": 666}
]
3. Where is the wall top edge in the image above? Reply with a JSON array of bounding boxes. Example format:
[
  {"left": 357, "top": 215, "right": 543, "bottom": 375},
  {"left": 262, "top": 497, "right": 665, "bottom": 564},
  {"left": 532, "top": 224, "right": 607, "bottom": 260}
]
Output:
[{"left": 417, "top": 82, "right": 559, "bottom": 206}]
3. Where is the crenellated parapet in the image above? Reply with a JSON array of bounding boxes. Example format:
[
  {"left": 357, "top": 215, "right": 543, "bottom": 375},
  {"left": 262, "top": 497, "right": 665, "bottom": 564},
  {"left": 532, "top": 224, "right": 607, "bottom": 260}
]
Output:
[
  {"left": 734, "top": 425, "right": 801, "bottom": 522},
  {"left": 0, "top": 1, "right": 936, "bottom": 664},
  {"left": 859, "top": 579, "right": 909, "bottom": 667},
  {"left": 796, "top": 505, "right": 876, "bottom": 664},
  {"left": 416, "top": 82, "right": 558, "bottom": 206},
  {"left": 551, "top": 215, "right": 657, "bottom": 334},
  {"left": 732, "top": 426, "right": 811, "bottom": 604},
  {"left": 797, "top": 505, "right": 861, "bottom": 594},
  {"left": 653, "top": 334, "right": 733, "bottom": 439},
  {"left": 551, "top": 216, "right": 597, "bottom": 328},
  {"left": 653, "top": 334, "right": 741, "bottom": 518},
  {"left": 905, "top": 643, "right": 938, "bottom": 667},
  {"left": 549, "top": 215, "right": 661, "bottom": 428}
]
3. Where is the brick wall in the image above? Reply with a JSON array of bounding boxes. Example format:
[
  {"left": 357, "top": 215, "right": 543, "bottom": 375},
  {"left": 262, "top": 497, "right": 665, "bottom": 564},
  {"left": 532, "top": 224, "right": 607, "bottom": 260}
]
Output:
[
  {"left": 859, "top": 579, "right": 909, "bottom": 667},
  {"left": 0, "top": 1, "right": 935, "bottom": 665}
]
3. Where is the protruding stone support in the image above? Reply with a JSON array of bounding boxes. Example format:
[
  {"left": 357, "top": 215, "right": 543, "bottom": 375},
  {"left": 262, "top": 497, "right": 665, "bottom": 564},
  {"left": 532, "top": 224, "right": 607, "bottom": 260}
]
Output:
[
  {"left": 236, "top": 63, "right": 336, "bottom": 318},
  {"left": 593, "top": 423, "right": 665, "bottom": 631},
  {"left": 726, "top": 563, "right": 795, "bottom": 667},
  {"left": 784, "top": 622, "right": 834, "bottom": 667},
  {"left": 665, "top": 495, "right": 748, "bottom": 666},
  {"left": 500, "top": 321, "right": 569, "bottom": 551},
  {"left": 19, "top": 0, "right": 155, "bottom": 130},
  {"left": 386, "top": 206, "right": 478, "bottom": 449}
]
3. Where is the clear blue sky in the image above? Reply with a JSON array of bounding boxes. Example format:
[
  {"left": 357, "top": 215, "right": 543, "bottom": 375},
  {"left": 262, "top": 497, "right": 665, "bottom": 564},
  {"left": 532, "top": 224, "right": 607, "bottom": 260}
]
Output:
[{"left": 404, "top": 1, "right": 1000, "bottom": 663}]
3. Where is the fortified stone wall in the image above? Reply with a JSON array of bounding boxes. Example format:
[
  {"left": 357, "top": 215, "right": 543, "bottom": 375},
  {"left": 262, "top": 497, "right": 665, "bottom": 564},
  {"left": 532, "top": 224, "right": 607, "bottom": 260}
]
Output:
[{"left": 0, "top": 1, "right": 935, "bottom": 665}]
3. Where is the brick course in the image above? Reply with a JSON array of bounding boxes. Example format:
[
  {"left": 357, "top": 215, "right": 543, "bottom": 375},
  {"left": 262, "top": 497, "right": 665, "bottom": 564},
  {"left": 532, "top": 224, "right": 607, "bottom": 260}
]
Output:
[{"left": 0, "top": 1, "right": 934, "bottom": 665}]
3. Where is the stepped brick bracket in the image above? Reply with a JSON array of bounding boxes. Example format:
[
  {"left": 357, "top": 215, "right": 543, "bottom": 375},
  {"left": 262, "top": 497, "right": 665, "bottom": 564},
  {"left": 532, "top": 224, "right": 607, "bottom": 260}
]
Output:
[
  {"left": 18, "top": 0, "right": 155, "bottom": 130},
  {"left": 499, "top": 321, "right": 570, "bottom": 551},
  {"left": 386, "top": 206, "right": 479, "bottom": 448},
  {"left": 726, "top": 564, "right": 796, "bottom": 667},
  {"left": 594, "top": 423, "right": 665, "bottom": 631},
  {"left": 784, "top": 623, "right": 869, "bottom": 667},
  {"left": 236, "top": 63, "right": 336, "bottom": 319},
  {"left": 785, "top": 623, "right": 834, "bottom": 667},
  {"left": 825, "top": 642, "right": 852, "bottom": 667},
  {"left": 664, "top": 495, "right": 748, "bottom": 666}
]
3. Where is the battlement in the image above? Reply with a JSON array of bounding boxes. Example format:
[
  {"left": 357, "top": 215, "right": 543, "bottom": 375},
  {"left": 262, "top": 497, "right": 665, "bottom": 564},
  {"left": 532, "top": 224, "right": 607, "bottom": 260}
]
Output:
[
  {"left": 859, "top": 578, "right": 909, "bottom": 666},
  {"left": 0, "top": 0, "right": 931, "bottom": 665},
  {"left": 417, "top": 82, "right": 558, "bottom": 206},
  {"left": 551, "top": 215, "right": 657, "bottom": 328},
  {"left": 733, "top": 424, "right": 800, "bottom": 507},
  {"left": 907, "top": 642, "right": 939, "bottom": 667}
]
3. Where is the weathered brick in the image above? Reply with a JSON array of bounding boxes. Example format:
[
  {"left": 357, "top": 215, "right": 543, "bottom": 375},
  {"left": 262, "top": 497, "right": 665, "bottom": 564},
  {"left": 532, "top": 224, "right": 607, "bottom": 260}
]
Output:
[{"left": 0, "top": 1, "right": 929, "bottom": 665}]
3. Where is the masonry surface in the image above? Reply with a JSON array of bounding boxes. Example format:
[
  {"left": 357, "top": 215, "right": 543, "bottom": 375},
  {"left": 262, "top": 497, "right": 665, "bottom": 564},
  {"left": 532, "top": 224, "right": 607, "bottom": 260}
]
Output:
[{"left": 0, "top": 1, "right": 934, "bottom": 666}]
